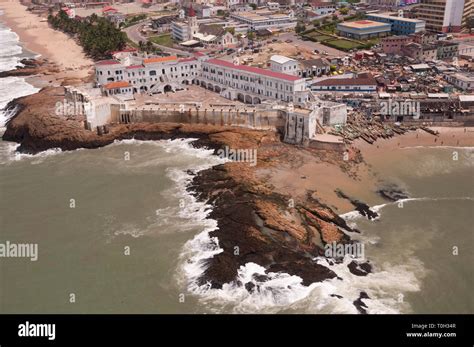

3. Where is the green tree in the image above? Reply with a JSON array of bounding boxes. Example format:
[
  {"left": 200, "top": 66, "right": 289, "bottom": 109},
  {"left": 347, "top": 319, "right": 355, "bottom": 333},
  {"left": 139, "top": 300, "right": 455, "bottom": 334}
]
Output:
[{"left": 340, "top": 7, "right": 349, "bottom": 15}]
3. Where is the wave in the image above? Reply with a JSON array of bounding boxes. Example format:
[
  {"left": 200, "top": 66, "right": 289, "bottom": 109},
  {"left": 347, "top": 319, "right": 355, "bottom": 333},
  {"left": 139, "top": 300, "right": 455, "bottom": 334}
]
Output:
[
  {"left": 401, "top": 145, "right": 474, "bottom": 150},
  {"left": 179, "top": 191, "right": 474, "bottom": 313},
  {"left": 0, "top": 76, "right": 40, "bottom": 129},
  {"left": 341, "top": 196, "right": 474, "bottom": 221},
  {"left": 0, "top": 23, "right": 23, "bottom": 73},
  {"left": 0, "top": 142, "right": 64, "bottom": 165},
  {"left": 104, "top": 138, "right": 225, "bottom": 238},
  {"left": 179, "top": 243, "right": 422, "bottom": 313}
]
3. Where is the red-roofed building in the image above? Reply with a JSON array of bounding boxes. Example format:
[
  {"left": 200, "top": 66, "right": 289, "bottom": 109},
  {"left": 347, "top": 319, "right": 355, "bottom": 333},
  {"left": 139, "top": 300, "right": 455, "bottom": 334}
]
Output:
[
  {"left": 102, "top": 6, "right": 117, "bottom": 13},
  {"left": 200, "top": 58, "right": 308, "bottom": 104},
  {"left": 102, "top": 80, "right": 133, "bottom": 96}
]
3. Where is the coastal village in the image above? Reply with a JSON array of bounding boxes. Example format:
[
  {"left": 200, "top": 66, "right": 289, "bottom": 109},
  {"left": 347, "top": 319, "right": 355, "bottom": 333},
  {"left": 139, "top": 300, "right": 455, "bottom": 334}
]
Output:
[{"left": 1, "top": 0, "right": 474, "bottom": 316}]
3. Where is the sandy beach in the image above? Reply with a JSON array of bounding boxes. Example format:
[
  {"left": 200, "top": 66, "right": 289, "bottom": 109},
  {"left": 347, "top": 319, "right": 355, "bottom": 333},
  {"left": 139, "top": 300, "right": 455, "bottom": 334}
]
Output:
[
  {"left": 0, "top": 0, "right": 93, "bottom": 81},
  {"left": 258, "top": 127, "right": 474, "bottom": 213}
]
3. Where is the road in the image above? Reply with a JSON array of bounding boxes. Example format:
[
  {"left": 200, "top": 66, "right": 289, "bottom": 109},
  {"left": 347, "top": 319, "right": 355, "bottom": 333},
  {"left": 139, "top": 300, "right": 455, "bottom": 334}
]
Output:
[
  {"left": 123, "top": 22, "right": 192, "bottom": 57},
  {"left": 278, "top": 32, "right": 347, "bottom": 59}
]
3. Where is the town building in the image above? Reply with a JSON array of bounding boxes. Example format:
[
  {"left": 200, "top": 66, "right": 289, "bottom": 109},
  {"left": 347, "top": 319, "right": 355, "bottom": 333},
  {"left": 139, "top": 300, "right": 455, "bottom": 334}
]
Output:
[
  {"left": 381, "top": 35, "right": 411, "bottom": 54},
  {"left": 151, "top": 15, "right": 177, "bottom": 34},
  {"left": 444, "top": 72, "right": 474, "bottom": 91},
  {"left": 401, "top": 42, "right": 437, "bottom": 61},
  {"left": 269, "top": 55, "right": 299, "bottom": 76},
  {"left": 436, "top": 40, "right": 459, "bottom": 59},
  {"left": 229, "top": 10, "right": 297, "bottom": 31},
  {"left": 367, "top": 12, "right": 426, "bottom": 35},
  {"left": 462, "top": 0, "right": 473, "bottom": 31},
  {"left": 416, "top": 0, "right": 466, "bottom": 33},
  {"left": 310, "top": 74, "right": 378, "bottom": 92},
  {"left": 298, "top": 58, "right": 331, "bottom": 78},
  {"left": 267, "top": 2, "right": 280, "bottom": 10},
  {"left": 337, "top": 20, "right": 391, "bottom": 40},
  {"left": 171, "top": 7, "right": 199, "bottom": 41},
  {"left": 310, "top": 1, "right": 337, "bottom": 16},
  {"left": 105, "top": 11, "right": 125, "bottom": 28},
  {"left": 409, "top": 31, "right": 437, "bottom": 44}
]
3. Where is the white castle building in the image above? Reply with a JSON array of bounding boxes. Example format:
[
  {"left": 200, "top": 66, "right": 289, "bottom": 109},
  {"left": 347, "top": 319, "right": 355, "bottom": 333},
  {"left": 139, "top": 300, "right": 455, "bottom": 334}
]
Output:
[{"left": 94, "top": 51, "right": 309, "bottom": 105}]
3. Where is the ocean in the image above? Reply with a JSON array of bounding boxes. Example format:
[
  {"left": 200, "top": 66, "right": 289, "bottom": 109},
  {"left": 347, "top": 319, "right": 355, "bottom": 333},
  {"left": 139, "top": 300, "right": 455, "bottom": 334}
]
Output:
[{"left": 0, "top": 17, "right": 472, "bottom": 314}]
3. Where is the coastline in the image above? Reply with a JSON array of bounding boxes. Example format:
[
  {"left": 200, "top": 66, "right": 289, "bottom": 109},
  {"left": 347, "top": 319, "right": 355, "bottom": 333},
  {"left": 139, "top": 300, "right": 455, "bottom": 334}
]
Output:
[
  {"left": 5, "top": 86, "right": 472, "bottom": 299},
  {"left": 0, "top": 0, "right": 93, "bottom": 84},
  {"left": 0, "top": 4, "right": 473, "bottom": 313}
]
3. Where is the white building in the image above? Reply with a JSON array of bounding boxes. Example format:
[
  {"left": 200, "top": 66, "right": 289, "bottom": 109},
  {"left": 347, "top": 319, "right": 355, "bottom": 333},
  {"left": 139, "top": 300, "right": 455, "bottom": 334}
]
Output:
[
  {"left": 229, "top": 11, "right": 297, "bottom": 31},
  {"left": 269, "top": 55, "right": 299, "bottom": 76},
  {"left": 95, "top": 54, "right": 203, "bottom": 95},
  {"left": 311, "top": 74, "right": 378, "bottom": 93},
  {"left": 94, "top": 53, "right": 310, "bottom": 104},
  {"left": 267, "top": 2, "right": 280, "bottom": 10},
  {"left": 199, "top": 58, "right": 309, "bottom": 104},
  {"left": 171, "top": 13, "right": 199, "bottom": 41},
  {"left": 444, "top": 72, "right": 474, "bottom": 91}
]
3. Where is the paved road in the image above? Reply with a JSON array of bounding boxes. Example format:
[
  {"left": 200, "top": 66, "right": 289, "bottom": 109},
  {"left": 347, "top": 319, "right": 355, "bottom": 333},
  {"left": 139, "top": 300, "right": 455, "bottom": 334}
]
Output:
[
  {"left": 278, "top": 32, "right": 347, "bottom": 59},
  {"left": 123, "top": 22, "right": 192, "bottom": 57}
]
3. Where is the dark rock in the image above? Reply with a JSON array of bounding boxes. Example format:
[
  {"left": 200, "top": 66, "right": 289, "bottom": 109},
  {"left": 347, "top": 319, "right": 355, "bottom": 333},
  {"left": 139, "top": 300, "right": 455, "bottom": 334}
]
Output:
[
  {"left": 353, "top": 291, "right": 370, "bottom": 314},
  {"left": 348, "top": 260, "right": 372, "bottom": 276}
]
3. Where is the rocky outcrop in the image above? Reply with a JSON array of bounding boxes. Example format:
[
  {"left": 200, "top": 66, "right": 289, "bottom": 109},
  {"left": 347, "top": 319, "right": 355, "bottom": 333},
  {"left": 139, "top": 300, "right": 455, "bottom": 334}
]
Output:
[{"left": 0, "top": 58, "right": 60, "bottom": 78}]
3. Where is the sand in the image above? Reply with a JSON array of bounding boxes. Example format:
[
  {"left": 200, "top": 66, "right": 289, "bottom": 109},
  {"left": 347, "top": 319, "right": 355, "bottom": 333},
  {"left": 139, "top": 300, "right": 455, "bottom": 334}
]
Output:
[
  {"left": 0, "top": 0, "right": 93, "bottom": 80},
  {"left": 257, "top": 127, "right": 474, "bottom": 214}
]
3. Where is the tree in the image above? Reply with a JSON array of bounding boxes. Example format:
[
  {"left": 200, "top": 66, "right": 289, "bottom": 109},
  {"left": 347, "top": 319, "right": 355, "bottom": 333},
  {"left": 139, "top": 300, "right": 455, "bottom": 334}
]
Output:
[
  {"left": 225, "top": 27, "right": 235, "bottom": 35},
  {"left": 247, "top": 31, "right": 255, "bottom": 41},
  {"left": 295, "top": 22, "right": 306, "bottom": 34},
  {"left": 146, "top": 40, "right": 153, "bottom": 52},
  {"left": 340, "top": 7, "right": 349, "bottom": 15},
  {"left": 249, "top": 3, "right": 257, "bottom": 10}
]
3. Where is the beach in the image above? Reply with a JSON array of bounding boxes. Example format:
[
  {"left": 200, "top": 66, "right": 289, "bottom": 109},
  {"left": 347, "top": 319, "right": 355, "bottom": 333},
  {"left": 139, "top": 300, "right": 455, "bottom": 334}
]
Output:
[
  {"left": 0, "top": 0, "right": 93, "bottom": 82},
  {"left": 257, "top": 126, "right": 474, "bottom": 213}
]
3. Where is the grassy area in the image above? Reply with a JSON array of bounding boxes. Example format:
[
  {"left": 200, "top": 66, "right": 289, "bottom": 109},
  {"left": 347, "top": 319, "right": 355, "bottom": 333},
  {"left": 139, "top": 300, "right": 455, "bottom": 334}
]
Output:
[
  {"left": 304, "top": 32, "right": 333, "bottom": 42},
  {"left": 324, "top": 38, "right": 362, "bottom": 51},
  {"left": 315, "top": 35, "right": 333, "bottom": 41},
  {"left": 149, "top": 33, "right": 174, "bottom": 47}
]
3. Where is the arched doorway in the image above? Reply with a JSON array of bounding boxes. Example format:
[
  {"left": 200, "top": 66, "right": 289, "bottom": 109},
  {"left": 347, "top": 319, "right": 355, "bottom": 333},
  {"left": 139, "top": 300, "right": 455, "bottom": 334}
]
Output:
[
  {"left": 237, "top": 93, "right": 245, "bottom": 102},
  {"left": 245, "top": 95, "right": 252, "bottom": 104},
  {"left": 253, "top": 97, "right": 261, "bottom": 104},
  {"left": 164, "top": 85, "right": 173, "bottom": 92}
]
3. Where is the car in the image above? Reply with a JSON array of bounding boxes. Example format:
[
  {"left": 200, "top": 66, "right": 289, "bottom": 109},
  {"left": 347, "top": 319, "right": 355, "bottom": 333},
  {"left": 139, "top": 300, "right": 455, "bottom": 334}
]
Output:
[{"left": 314, "top": 49, "right": 320, "bottom": 54}]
